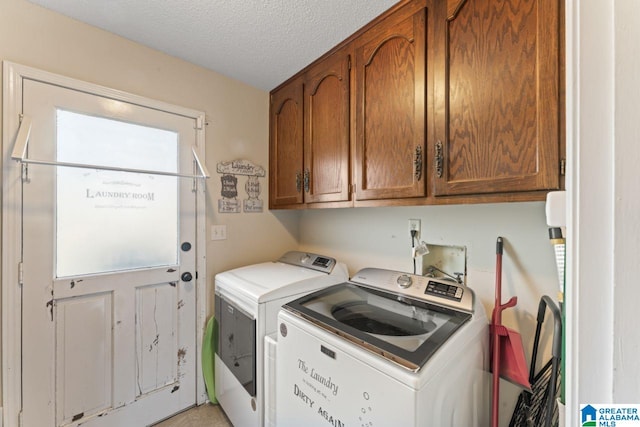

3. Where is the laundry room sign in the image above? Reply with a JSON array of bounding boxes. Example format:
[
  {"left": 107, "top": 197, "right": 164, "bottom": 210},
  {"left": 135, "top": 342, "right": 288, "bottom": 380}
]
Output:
[{"left": 216, "top": 159, "right": 265, "bottom": 213}]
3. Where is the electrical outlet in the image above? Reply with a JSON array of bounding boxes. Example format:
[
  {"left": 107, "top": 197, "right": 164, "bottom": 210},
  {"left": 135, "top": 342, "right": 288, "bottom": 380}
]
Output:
[
  {"left": 409, "top": 219, "right": 421, "bottom": 238},
  {"left": 211, "top": 224, "right": 227, "bottom": 240}
]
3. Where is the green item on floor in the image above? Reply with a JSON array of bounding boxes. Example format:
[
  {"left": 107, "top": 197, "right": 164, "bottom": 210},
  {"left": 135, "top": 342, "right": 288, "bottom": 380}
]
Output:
[{"left": 202, "top": 315, "right": 218, "bottom": 404}]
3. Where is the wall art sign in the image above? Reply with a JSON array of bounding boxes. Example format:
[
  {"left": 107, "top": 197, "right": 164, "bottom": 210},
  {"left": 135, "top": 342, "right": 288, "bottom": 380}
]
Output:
[
  {"left": 216, "top": 159, "right": 265, "bottom": 213},
  {"left": 218, "top": 174, "right": 240, "bottom": 213}
]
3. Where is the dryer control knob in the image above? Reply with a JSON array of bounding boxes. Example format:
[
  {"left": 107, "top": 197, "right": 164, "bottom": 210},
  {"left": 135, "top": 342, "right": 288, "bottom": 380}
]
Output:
[{"left": 397, "top": 274, "right": 412, "bottom": 288}]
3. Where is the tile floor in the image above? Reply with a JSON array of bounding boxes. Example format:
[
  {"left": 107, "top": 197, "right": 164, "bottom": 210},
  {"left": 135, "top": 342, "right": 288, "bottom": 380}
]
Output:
[{"left": 153, "top": 403, "right": 232, "bottom": 427}]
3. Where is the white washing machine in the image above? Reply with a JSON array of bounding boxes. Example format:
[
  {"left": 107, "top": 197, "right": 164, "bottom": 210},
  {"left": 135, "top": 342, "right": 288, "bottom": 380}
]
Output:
[
  {"left": 214, "top": 251, "right": 348, "bottom": 427},
  {"left": 276, "top": 268, "right": 490, "bottom": 427}
]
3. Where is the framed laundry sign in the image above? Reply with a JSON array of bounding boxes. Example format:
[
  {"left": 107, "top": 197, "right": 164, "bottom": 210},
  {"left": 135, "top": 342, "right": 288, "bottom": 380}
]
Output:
[{"left": 216, "top": 159, "right": 265, "bottom": 213}]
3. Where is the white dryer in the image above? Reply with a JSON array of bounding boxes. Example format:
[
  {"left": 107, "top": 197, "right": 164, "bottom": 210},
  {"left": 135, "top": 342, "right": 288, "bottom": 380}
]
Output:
[
  {"left": 214, "top": 251, "right": 348, "bottom": 427},
  {"left": 276, "top": 268, "right": 490, "bottom": 427}
]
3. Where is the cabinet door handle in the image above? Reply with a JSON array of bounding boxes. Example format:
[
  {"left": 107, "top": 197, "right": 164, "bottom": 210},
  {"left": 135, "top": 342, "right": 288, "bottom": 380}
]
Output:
[
  {"left": 295, "top": 171, "right": 302, "bottom": 193},
  {"left": 414, "top": 146, "right": 423, "bottom": 181},
  {"left": 303, "top": 168, "right": 310, "bottom": 193},
  {"left": 435, "top": 141, "right": 443, "bottom": 178}
]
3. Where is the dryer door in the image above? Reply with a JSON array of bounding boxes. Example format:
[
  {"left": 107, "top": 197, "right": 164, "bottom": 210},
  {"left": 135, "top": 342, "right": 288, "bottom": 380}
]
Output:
[{"left": 215, "top": 294, "right": 257, "bottom": 396}]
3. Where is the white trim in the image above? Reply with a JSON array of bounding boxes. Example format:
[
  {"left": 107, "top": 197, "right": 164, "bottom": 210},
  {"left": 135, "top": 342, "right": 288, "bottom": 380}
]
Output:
[
  {"left": 2, "top": 60, "right": 26, "bottom": 427},
  {"left": 564, "top": 1, "right": 576, "bottom": 424},
  {"left": 565, "top": 1, "right": 617, "bottom": 425},
  {"left": 2, "top": 61, "right": 208, "bottom": 424},
  {"left": 612, "top": 0, "right": 640, "bottom": 400},
  {"left": 7, "top": 62, "right": 204, "bottom": 119},
  {"left": 194, "top": 116, "right": 208, "bottom": 405}
]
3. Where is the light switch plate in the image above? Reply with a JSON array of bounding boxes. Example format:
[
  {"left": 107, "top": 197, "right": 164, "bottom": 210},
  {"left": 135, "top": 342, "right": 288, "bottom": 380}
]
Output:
[{"left": 211, "top": 225, "right": 227, "bottom": 240}]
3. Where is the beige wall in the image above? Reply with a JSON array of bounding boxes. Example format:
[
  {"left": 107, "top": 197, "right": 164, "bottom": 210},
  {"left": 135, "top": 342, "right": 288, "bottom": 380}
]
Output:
[{"left": 0, "top": 0, "right": 299, "bottom": 406}]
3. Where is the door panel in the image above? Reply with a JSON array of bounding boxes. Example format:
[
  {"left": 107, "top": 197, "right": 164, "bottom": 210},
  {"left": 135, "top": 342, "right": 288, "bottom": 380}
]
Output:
[
  {"left": 354, "top": 8, "right": 427, "bottom": 201},
  {"left": 269, "top": 77, "right": 304, "bottom": 207},
  {"left": 432, "top": 0, "right": 560, "bottom": 195},
  {"left": 21, "top": 78, "right": 198, "bottom": 427},
  {"left": 136, "top": 282, "right": 178, "bottom": 396},
  {"left": 55, "top": 293, "right": 113, "bottom": 425},
  {"left": 303, "top": 50, "right": 351, "bottom": 203}
]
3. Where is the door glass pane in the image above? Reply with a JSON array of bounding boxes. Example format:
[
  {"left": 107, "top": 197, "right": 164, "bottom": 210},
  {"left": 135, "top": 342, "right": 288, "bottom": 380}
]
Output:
[{"left": 56, "top": 110, "right": 178, "bottom": 277}]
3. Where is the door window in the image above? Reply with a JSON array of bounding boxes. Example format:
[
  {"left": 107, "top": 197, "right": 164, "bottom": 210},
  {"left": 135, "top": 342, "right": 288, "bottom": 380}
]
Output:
[{"left": 56, "top": 110, "right": 179, "bottom": 277}]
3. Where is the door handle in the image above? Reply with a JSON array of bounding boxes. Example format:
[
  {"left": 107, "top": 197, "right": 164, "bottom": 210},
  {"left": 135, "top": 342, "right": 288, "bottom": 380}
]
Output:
[
  {"left": 295, "top": 171, "right": 302, "bottom": 193},
  {"left": 303, "top": 168, "right": 310, "bottom": 193},
  {"left": 414, "top": 146, "right": 423, "bottom": 181},
  {"left": 435, "top": 141, "right": 443, "bottom": 178},
  {"left": 181, "top": 272, "right": 193, "bottom": 282}
]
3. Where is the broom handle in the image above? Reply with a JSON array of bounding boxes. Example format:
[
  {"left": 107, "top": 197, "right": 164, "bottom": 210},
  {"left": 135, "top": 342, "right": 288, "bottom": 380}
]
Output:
[
  {"left": 495, "top": 237, "right": 503, "bottom": 323},
  {"left": 492, "top": 237, "right": 504, "bottom": 427}
]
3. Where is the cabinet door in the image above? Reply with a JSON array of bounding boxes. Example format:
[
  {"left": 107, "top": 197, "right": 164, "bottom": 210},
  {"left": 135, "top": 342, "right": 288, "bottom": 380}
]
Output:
[
  {"left": 354, "top": 7, "right": 427, "bottom": 201},
  {"left": 432, "top": 0, "right": 560, "bottom": 196},
  {"left": 269, "top": 77, "right": 304, "bottom": 208},
  {"left": 304, "top": 50, "right": 351, "bottom": 204}
]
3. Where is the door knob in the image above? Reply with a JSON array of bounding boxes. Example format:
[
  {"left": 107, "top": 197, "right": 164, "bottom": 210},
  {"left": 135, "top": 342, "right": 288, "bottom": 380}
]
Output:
[{"left": 181, "top": 272, "right": 193, "bottom": 282}]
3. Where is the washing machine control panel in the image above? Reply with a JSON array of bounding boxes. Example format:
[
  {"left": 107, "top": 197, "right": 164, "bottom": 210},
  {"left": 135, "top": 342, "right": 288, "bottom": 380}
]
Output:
[
  {"left": 351, "top": 268, "right": 474, "bottom": 313},
  {"left": 425, "top": 280, "right": 464, "bottom": 301}
]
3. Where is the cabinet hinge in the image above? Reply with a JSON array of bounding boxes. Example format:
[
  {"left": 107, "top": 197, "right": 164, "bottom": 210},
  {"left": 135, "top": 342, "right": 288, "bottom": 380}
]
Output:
[
  {"left": 560, "top": 158, "right": 566, "bottom": 176},
  {"left": 348, "top": 57, "right": 352, "bottom": 70},
  {"left": 18, "top": 261, "right": 24, "bottom": 287},
  {"left": 351, "top": 184, "right": 356, "bottom": 194}
]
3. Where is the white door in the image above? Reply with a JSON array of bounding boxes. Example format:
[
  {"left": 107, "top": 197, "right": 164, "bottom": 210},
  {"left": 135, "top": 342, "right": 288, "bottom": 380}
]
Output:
[{"left": 19, "top": 77, "right": 202, "bottom": 427}]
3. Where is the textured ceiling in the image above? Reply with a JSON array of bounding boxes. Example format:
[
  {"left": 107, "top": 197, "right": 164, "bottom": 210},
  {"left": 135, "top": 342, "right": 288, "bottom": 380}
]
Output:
[{"left": 28, "top": 0, "right": 399, "bottom": 91}]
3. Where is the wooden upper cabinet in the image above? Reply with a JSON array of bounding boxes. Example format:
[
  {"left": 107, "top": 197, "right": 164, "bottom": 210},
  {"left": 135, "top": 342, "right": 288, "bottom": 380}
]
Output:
[
  {"left": 269, "top": 76, "right": 304, "bottom": 208},
  {"left": 432, "top": 0, "right": 561, "bottom": 196},
  {"left": 303, "top": 50, "right": 351, "bottom": 204},
  {"left": 268, "top": 0, "right": 564, "bottom": 209},
  {"left": 353, "top": 6, "right": 428, "bottom": 201}
]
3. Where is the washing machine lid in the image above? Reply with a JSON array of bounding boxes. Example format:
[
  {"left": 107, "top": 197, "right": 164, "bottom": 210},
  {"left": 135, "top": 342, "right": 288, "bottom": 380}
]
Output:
[
  {"left": 215, "top": 252, "right": 348, "bottom": 304},
  {"left": 282, "top": 282, "right": 471, "bottom": 371}
]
